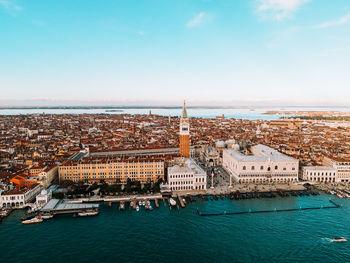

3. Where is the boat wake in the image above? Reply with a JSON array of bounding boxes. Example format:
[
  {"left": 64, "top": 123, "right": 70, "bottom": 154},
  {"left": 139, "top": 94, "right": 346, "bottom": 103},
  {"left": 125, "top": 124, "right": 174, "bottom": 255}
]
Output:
[{"left": 321, "top": 237, "right": 333, "bottom": 243}]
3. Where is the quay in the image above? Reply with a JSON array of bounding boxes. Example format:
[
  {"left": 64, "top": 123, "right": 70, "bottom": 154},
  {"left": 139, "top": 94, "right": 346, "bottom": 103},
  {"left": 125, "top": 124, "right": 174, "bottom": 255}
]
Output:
[
  {"left": 40, "top": 199, "right": 99, "bottom": 215},
  {"left": 197, "top": 199, "right": 341, "bottom": 217}
]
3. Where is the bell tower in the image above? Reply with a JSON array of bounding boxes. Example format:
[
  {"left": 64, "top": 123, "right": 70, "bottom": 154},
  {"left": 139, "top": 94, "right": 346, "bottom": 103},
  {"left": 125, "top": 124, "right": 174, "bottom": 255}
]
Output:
[{"left": 179, "top": 100, "right": 190, "bottom": 158}]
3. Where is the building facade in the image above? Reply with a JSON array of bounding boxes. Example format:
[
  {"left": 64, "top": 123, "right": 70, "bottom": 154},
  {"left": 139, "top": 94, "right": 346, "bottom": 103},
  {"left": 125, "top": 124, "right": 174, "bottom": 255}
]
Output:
[
  {"left": 59, "top": 157, "right": 165, "bottom": 183},
  {"left": 323, "top": 157, "right": 350, "bottom": 182},
  {"left": 201, "top": 146, "right": 221, "bottom": 167},
  {"left": 179, "top": 101, "right": 190, "bottom": 158},
  {"left": 223, "top": 144, "right": 299, "bottom": 184},
  {"left": 168, "top": 158, "right": 207, "bottom": 191},
  {"left": 301, "top": 166, "right": 337, "bottom": 183},
  {"left": 0, "top": 184, "right": 41, "bottom": 208}
]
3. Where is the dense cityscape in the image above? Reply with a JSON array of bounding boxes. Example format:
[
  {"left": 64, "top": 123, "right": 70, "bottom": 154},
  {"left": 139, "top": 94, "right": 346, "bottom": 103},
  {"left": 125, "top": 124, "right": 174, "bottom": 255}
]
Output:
[{"left": 1, "top": 102, "right": 350, "bottom": 220}]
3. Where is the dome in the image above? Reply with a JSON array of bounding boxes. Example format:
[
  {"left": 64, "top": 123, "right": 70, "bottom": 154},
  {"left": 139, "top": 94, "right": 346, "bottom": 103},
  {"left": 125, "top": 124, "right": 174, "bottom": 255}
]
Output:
[
  {"left": 232, "top": 144, "right": 240, "bottom": 151},
  {"left": 216, "top": 140, "right": 225, "bottom": 148},
  {"left": 225, "top": 139, "right": 236, "bottom": 148}
]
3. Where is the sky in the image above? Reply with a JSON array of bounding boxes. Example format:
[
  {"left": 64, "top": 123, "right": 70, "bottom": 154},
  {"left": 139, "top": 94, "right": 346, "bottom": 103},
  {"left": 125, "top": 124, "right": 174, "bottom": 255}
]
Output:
[{"left": 1, "top": 0, "right": 350, "bottom": 106}]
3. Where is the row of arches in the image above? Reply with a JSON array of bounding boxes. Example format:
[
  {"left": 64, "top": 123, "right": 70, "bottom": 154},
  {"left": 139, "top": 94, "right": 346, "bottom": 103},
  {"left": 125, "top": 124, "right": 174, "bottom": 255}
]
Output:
[
  {"left": 238, "top": 178, "right": 298, "bottom": 183},
  {"left": 2, "top": 202, "right": 24, "bottom": 208}
]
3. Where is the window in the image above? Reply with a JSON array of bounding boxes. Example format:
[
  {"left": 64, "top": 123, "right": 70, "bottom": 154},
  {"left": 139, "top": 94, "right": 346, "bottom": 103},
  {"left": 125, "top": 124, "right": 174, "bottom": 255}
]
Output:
[
  {"left": 243, "top": 166, "right": 246, "bottom": 170},
  {"left": 251, "top": 166, "right": 255, "bottom": 170},
  {"left": 275, "top": 166, "right": 278, "bottom": 170},
  {"left": 260, "top": 166, "right": 264, "bottom": 170}
]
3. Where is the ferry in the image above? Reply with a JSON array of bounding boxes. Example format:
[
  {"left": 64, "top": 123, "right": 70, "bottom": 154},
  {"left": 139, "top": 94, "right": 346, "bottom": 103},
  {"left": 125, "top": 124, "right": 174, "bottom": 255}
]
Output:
[
  {"left": 332, "top": 237, "right": 347, "bottom": 242},
  {"left": 22, "top": 216, "right": 43, "bottom": 225},
  {"left": 78, "top": 211, "right": 99, "bottom": 217},
  {"left": 169, "top": 198, "right": 177, "bottom": 206}
]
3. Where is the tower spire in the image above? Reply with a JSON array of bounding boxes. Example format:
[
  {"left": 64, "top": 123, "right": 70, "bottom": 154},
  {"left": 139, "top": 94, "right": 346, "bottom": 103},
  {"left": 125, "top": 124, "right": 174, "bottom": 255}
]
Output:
[{"left": 182, "top": 100, "right": 188, "bottom": 118}]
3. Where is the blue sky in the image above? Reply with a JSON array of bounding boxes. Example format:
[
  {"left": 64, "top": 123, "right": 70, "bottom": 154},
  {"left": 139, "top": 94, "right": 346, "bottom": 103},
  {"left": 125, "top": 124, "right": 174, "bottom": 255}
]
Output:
[{"left": 1, "top": 0, "right": 350, "bottom": 106}]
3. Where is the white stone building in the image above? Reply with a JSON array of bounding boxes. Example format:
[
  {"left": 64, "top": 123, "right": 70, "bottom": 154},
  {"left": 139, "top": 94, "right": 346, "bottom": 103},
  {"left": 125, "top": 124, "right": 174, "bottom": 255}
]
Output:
[
  {"left": 301, "top": 166, "right": 337, "bottom": 183},
  {"left": 223, "top": 144, "right": 299, "bottom": 184},
  {"left": 323, "top": 157, "right": 350, "bottom": 182},
  {"left": 168, "top": 158, "right": 207, "bottom": 191},
  {"left": 0, "top": 184, "right": 41, "bottom": 208},
  {"left": 36, "top": 189, "right": 53, "bottom": 207}
]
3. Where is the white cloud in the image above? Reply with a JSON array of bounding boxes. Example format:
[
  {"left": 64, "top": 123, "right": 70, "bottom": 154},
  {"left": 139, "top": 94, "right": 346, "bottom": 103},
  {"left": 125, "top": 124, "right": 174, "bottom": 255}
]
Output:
[
  {"left": 0, "top": 0, "right": 22, "bottom": 11},
  {"left": 186, "top": 12, "right": 207, "bottom": 28},
  {"left": 312, "top": 13, "right": 350, "bottom": 29},
  {"left": 256, "top": 0, "right": 310, "bottom": 20}
]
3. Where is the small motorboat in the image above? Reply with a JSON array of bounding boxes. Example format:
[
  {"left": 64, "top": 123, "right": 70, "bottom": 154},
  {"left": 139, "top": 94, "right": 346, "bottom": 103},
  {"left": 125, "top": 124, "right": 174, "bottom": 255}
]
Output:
[
  {"left": 332, "top": 237, "right": 347, "bottom": 242},
  {"left": 182, "top": 198, "right": 187, "bottom": 205},
  {"left": 169, "top": 198, "right": 177, "bottom": 206},
  {"left": 136, "top": 206, "right": 140, "bottom": 212},
  {"left": 119, "top": 201, "right": 125, "bottom": 211},
  {"left": 41, "top": 214, "right": 54, "bottom": 220},
  {"left": 22, "top": 216, "right": 43, "bottom": 224},
  {"left": 78, "top": 211, "right": 99, "bottom": 217}
]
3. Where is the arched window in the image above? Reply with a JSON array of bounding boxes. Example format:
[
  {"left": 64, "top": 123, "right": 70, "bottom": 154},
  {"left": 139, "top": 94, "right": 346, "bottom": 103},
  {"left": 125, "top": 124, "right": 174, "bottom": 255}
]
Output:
[
  {"left": 275, "top": 166, "right": 278, "bottom": 170},
  {"left": 251, "top": 166, "right": 255, "bottom": 170},
  {"left": 260, "top": 166, "right": 264, "bottom": 170},
  {"left": 243, "top": 166, "right": 246, "bottom": 170},
  {"left": 267, "top": 167, "right": 271, "bottom": 171}
]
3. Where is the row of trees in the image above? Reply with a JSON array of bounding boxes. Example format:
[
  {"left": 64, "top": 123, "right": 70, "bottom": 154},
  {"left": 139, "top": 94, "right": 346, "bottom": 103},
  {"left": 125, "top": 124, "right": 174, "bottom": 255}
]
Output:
[{"left": 58, "top": 178, "right": 162, "bottom": 198}]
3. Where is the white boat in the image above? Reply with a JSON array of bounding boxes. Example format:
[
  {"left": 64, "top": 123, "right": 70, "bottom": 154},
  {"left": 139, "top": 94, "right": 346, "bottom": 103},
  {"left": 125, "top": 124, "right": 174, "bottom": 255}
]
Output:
[
  {"left": 41, "top": 214, "right": 54, "bottom": 220},
  {"left": 142, "top": 201, "right": 145, "bottom": 206},
  {"left": 182, "top": 198, "right": 187, "bottom": 205},
  {"left": 169, "top": 198, "right": 177, "bottom": 206},
  {"left": 22, "top": 216, "right": 43, "bottom": 224},
  {"left": 332, "top": 237, "right": 347, "bottom": 242},
  {"left": 130, "top": 201, "right": 133, "bottom": 207},
  {"left": 78, "top": 211, "right": 99, "bottom": 217},
  {"left": 136, "top": 206, "right": 140, "bottom": 212}
]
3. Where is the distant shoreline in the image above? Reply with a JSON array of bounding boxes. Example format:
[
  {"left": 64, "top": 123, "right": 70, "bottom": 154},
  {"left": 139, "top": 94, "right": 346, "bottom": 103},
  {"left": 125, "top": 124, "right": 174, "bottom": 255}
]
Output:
[{"left": 1, "top": 105, "right": 350, "bottom": 110}]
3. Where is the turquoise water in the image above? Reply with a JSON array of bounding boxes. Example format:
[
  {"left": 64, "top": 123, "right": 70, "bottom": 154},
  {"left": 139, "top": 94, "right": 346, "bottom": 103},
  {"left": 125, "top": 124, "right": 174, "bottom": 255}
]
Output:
[{"left": 1, "top": 194, "right": 350, "bottom": 263}]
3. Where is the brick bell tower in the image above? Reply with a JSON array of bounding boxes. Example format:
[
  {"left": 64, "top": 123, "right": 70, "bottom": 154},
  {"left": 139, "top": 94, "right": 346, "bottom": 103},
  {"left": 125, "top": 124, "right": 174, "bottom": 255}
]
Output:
[{"left": 179, "top": 100, "right": 190, "bottom": 158}]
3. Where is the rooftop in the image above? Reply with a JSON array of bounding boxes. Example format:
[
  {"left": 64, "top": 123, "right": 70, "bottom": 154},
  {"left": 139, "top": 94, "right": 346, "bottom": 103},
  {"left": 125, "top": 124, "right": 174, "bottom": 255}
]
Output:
[
  {"left": 168, "top": 158, "right": 205, "bottom": 175},
  {"left": 225, "top": 144, "right": 297, "bottom": 163}
]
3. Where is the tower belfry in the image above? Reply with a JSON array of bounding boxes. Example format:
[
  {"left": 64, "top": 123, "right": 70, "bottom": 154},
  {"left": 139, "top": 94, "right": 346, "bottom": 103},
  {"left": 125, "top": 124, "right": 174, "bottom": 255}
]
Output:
[{"left": 179, "top": 100, "right": 190, "bottom": 158}]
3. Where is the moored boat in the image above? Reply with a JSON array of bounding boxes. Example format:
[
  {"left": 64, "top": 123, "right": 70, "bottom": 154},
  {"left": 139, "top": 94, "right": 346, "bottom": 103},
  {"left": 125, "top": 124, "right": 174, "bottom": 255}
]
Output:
[
  {"left": 169, "top": 198, "right": 176, "bottom": 206},
  {"left": 78, "top": 211, "right": 99, "bottom": 217},
  {"left": 22, "top": 216, "right": 43, "bottom": 224},
  {"left": 136, "top": 205, "right": 140, "bottom": 212},
  {"left": 41, "top": 214, "right": 54, "bottom": 220}
]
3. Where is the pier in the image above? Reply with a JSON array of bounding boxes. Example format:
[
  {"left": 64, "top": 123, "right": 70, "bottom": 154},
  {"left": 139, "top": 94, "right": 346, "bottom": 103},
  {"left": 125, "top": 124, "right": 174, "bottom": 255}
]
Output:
[
  {"left": 40, "top": 199, "right": 99, "bottom": 215},
  {"left": 197, "top": 200, "right": 341, "bottom": 217}
]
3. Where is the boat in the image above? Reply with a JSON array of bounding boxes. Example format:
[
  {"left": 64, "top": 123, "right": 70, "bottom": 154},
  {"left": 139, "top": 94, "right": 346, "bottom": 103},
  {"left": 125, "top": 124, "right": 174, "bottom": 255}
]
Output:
[
  {"left": 22, "top": 216, "right": 43, "bottom": 224},
  {"left": 332, "top": 237, "right": 347, "bottom": 242},
  {"left": 78, "top": 211, "right": 99, "bottom": 217},
  {"left": 119, "top": 201, "right": 125, "bottom": 210},
  {"left": 182, "top": 198, "right": 187, "bottom": 205},
  {"left": 148, "top": 205, "right": 153, "bottom": 211},
  {"left": 136, "top": 205, "right": 140, "bottom": 212},
  {"left": 169, "top": 198, "right": 177, "bottom": 206},
  {"left": 41, "top": 214, "right": 54, "bottom": 220}
]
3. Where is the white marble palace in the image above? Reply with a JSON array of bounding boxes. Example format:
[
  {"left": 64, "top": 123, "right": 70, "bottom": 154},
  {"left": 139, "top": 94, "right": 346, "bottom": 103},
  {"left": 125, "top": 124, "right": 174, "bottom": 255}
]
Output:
[{"left": 223, "top": 144, "right": 299, "bottom": 184}]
